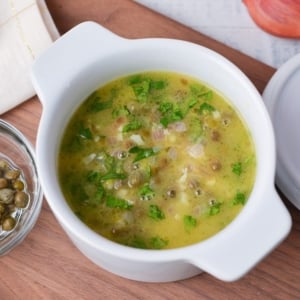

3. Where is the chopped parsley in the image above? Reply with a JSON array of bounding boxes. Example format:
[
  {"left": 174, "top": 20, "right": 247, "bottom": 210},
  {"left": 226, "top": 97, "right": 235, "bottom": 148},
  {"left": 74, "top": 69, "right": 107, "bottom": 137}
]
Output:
[
  {"left": 122, "top": 119, "right": 142, "bottom": 132},
  {"left": 150, "top": 236, "right": 168, "bottom": 249},
  {"left": 184, "top": 215, "right": 197, "bottom": 230},
  {"left": 89, "top": 99, "right": 113, "bottom": 112},
  {"left": 100, "top": 172, "right": 127, "bottom": 181},
  {"left": 209, "top": 201, "right": 222, "bottom": 216},
  {"left": 232, "top": 162, "right": 242, "bottom": 176},
  {"left": 112, "top": 106, "right": 130, "bottom": 118},
  {"left": 202, "top": 90, "right": 213, "bottom": 100},
  {"left": 139, "top": 184, "right": 155, "bottom": 200},
  {"left": 159, "top": 102, "right": 173, "bottom": 113},
  {"left": 232, "top": 192, "right": 246, "bottom": 205},
  {"left": 160, "top": 107, "right": 184, "bottom": 127},
  {"left": 199, "top": 102, "right": 215, "bottom": 115},
  {"left": 148, "top": 204, "right": 165, "bottom": 220},
  {"left": 106, "top": 195, "right": 133, "bottom": 209},
  {"left": 150, "top": 80, "right": 167, "bottom": 90},
  {"left": 94, "top": 184, "right": 105, "bottom": 203},
  {"left": 78, "top": 126, "right": 93, "bottom": 140},
  {"left": 87, "top": 91, "right": 114, "bottom": 112},
  {"left": 158, "top": 101, "right": 184, "bottom": 127},
  {"left": 129, "top": 146, "right": 158, "bottom": 162},
  {"left": 130, "top": 237, "right": 148, "bottom": 249},
  {"left": 131, "top": 79, "right": 151, "bottom": 102},
  {"left": 188, "top": 117, "right": 203, "bottom": 142},
  {"left": 190, "top": 84, "right": 213, "bottom": 100}
]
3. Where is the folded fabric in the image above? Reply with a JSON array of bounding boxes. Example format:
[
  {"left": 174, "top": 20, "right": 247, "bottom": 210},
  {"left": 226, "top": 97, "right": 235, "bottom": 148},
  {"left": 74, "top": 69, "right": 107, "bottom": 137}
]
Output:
[{"left": 0, "top": 0, "right": 59, "bottom": 115}]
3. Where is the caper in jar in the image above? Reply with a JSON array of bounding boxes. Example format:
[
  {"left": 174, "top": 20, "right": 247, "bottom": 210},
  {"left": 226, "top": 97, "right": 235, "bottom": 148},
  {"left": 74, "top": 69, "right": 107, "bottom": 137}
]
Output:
[
  {"left": 0, "top": 159, "right": 9, "bottom": 170},
  {"left": 0, "top": 158, "right": 30, "bottom": 232},
  {"left": 0, "top": 178, "right": 8, "bottom": 189},
  {"left": 0, "top": 203, "right": 6, "bottom": 215},
  {"left": 14, "top": 191, "right": 29, "bottom": 208},
  {"left": 12, "top": 180, "right": 24, "bottom": 191},
  {"left": 2, "top": 216, "right": 16, "bottom": 231},
  {"left": 0, "top": 188, "right": 15, "bottom": 204},
  {"left": 5, "top": 169, "right": 20, "bottom": 180}
]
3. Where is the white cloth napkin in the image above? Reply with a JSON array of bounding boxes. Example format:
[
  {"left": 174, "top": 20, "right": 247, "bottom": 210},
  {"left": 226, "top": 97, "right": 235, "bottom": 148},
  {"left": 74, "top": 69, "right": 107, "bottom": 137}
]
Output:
[{"left": 0, "top": 0, "right": 59, "bottom": 115}]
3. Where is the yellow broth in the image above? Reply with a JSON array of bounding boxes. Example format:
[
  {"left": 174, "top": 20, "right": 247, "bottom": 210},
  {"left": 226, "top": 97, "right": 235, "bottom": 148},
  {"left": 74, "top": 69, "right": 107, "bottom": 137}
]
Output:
[{"left": 58, "top": 72, "right": 256, "bottom": 249}]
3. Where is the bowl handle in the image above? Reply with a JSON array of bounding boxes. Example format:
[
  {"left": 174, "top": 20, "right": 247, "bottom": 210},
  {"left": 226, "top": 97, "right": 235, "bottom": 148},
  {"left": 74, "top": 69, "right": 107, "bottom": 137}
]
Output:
[
  {"left": 31, "top": 21, "right": 125, "bottom": 108},
  {"left": 189, "top": 187, "right": 292, "bottom": 281}
]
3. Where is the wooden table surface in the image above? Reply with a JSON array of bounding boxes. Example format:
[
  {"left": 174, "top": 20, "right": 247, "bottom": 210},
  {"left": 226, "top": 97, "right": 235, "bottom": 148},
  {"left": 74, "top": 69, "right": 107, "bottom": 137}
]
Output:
[{"left": 1, "top": 1, "right": 300, "bottom": 299}]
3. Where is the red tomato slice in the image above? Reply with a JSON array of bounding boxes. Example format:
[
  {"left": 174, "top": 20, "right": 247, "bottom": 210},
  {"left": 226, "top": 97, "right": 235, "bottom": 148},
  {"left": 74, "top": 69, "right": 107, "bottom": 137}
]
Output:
[{"left": 243, "top": 0, "right": 300, "bottom": 38}]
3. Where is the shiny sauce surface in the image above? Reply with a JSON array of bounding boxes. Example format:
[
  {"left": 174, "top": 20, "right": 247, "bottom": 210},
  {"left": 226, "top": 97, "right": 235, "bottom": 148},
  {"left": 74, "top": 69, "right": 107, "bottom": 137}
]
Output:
[{"left": 58, "top": 72, "right": 256, "bottom": 249}]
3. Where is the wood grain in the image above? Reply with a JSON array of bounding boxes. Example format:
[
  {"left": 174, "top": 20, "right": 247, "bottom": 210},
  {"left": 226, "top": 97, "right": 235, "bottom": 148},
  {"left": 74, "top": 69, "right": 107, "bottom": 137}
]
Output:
[{"left": 1, "top": 1, "right": 299, "bottom": 299}]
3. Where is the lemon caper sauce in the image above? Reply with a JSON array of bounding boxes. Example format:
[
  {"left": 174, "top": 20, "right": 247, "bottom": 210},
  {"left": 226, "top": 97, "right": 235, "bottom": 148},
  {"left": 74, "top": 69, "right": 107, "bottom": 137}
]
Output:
[{"left": 58, "top": 72, "right": 256, "bottom": 249}]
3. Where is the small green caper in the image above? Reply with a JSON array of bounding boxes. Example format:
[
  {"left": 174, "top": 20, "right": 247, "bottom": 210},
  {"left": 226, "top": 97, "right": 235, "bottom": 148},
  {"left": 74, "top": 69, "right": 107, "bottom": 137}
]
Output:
[
  {"left": 0, "top": 158, "right": 29, "bottom": 234},
  {"left": 0, "top": 177, "right": 8, "bottom": 189},
  {"left": 127, "top": 171, "right": 143, "bottom": 188},
  {"left": 0, "top": 159, "right": 9, "bottom": 170},
  {"left": 117, "top": 151, "right": 128, "bottom": 160},
  {"left": 4, "top": 169, "right": 20, "bottom": 180},
  {"left": 0, "top": 188, "right": 15, "bottom": 204},
  {"left": 14, "top": 191, "right": 29, "bottom": 208},
  {"left": 2, "top": 216, "right": 16, "bottom": 231},
  {"left": 195, "top": 189, "right": 202, "bottom": 196},
  {"left": 167, "top": 189, "right": 176, "bottom": 198},
  {"left": 12, "top": 180, "right": 25, "bottom": 191},
  {"left": 0, "top": 203, "right": 6, "bottom": 215},
  {"left": 7, "top": 203, "right": 16, "bottom": 214}
]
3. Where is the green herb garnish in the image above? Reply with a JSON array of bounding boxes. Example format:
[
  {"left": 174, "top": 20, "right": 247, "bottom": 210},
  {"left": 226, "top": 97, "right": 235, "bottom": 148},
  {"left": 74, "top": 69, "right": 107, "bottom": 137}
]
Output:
[
  {"left": 70, "top": 183, "right": 88, "bottom": 204},
  {"left": 112, "top": 106, "right": 131, "bottom": 118},
  {"left": 132, "top": 79, "right": 151, "bottom": 102},
  {"left": 159, "top": 97, "right": 198, "bottom": 127},
  {"left": 78, "top": 126, "right": 93, "bottom": 140},
  {"left": 122, "top": 119, "right": 142, "bottom": 132},
  {"left": 160, "top": 108, "right": 184, "bottom": 127},
  {"left": 90, "top": 99, "right": 113, "bottom": 112},
  {"left": 159, "top": 102, "right": 173, "bottom": 113},
  {"left": 188, "top": 117, "right": 203, "bottom": 142},
  {"left": 187, "top": 97, "right": 199, "bottom": 109},
  {"left": 232, "top": 162, "right": 242, "bottom": 176},
  {"left": 87, "top": 171, "right": 101, "bottom": 183},
  {"left": 87, "top": 91, "right": 114, "bottom": 112},
  {"left": 86, "top": 172, "right": 106, "bottom": 203},
  {"left": 202, "top": 90, "right": 213, "bottom": 100},
  {"left": 209, "top": 201, "right": 222, "bottom": 216},
  {"left": 129, "top": 146, "right": 158, "bottom": 162},
  {"left": 199, "top": 102, "right": 215, "bottom": 114},
  {"left": 129, "top": 237, "right": 148, "bottom": 249},
  {"left": 100, "top": 172, "right": 127, "bottom": 181},
  {"left": 150, "top": 236, "right": 168, "bottom": 249},
  {"left": 106, "top": 195, "right": 133, "bottom": 209},
  {"left": 128, "top": 75, "right": 143, "bottom": 85},
  {"left": 95, "top": 184, "right": 106, "bottom": 203},
  {"left": 190, "top": 85, "right": 213, "bottom": 100},
  {"left": 184, "top": 215, "right": 197, "bottom": 230},
  {"left": 150, "top": 80, "right": 167, "bottom": 90},
  {"left": 139, "top": 184, "right": 155, "bottom": 200},
  {"left": 148, "top": 204, "right": 165, "bottom": 220},
  {"left": 232, "top": 192, "right": 246, "bottom": 205}
]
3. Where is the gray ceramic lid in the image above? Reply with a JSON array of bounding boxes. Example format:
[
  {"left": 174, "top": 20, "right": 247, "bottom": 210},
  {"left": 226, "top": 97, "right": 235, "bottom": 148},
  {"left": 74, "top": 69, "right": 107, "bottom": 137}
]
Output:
[{"left": 263, "top": 53, "right": 300, "bottom": 210}]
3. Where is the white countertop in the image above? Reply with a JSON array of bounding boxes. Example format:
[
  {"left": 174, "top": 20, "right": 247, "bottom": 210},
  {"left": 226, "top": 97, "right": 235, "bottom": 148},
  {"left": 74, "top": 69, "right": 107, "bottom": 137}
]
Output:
[{"left": 135, "top": 0, "right": 300, "bottom": 69}]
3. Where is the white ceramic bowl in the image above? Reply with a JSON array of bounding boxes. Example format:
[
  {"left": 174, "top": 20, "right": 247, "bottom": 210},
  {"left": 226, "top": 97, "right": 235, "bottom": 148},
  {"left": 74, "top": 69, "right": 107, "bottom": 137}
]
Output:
[{"left": 31, "top": 22, "right": 291, "bottom": 282}]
